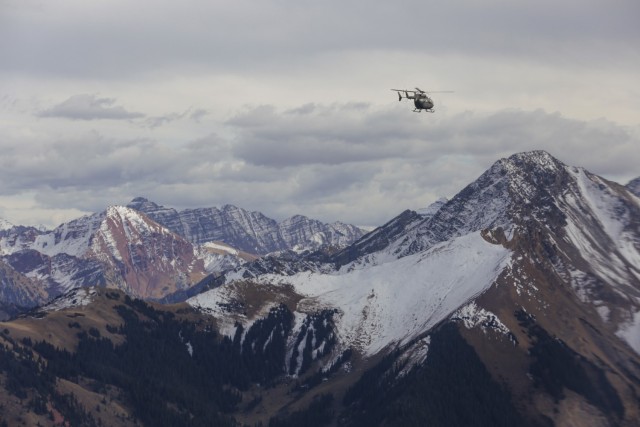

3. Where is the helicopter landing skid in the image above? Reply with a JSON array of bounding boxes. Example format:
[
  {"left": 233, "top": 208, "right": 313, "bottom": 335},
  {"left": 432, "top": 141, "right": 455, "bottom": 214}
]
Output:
[{"left": 413, "top": 109, "right": 435, "bottom": 113}]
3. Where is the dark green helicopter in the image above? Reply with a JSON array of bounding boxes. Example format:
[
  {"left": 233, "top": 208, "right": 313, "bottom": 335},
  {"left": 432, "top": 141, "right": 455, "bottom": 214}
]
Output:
[{"left": 391, "top": 87, "right": 453, "bottom": 113}]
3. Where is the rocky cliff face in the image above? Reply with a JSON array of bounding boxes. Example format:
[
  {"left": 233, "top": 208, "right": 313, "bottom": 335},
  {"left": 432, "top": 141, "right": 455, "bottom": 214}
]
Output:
[
  {"left": 127, "top": 197, "right": 366, "bottom": 254},
  {"left": 0, "top": 258, "right": 48, "bottom": 319},
  {"left": 85, "top": 206, "right": 208, "bottom": 299},
  {"left": 0, "top": 206, "right": 212, "bottom": 303}
]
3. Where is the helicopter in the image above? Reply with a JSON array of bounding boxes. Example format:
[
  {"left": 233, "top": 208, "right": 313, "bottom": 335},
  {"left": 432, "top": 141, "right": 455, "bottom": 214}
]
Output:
[{"left": 391, "top": 87, "right": 453, "bottom": 113}]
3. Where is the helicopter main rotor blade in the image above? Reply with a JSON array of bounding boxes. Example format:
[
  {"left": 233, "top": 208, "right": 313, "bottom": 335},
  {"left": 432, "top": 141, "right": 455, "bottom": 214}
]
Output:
[{"left": 391, "top": 89, "right": 453, "bottom": 93}]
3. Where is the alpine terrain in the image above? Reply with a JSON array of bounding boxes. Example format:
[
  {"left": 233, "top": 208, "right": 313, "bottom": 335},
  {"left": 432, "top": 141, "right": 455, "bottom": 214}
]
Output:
[
  {"left": 0, "top": 202, "right": 365, "bottom": 314},
  {"left": 0, "top": 150, "right": 639, "bottom": 427},
  {"left": 126, "top": 197, "right": 365, "bottom": 255}
]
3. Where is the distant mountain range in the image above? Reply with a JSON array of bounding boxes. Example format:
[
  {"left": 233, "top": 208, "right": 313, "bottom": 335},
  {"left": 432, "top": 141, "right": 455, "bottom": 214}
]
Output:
[
  {"left": 126, "top": 197, "right": 365, "bottom": 254},
  {"left": 0, "top": 151, "right": 639, "bottom": 426},
  {"left": 0, "top": 201, "right": 365, "bottom": 313}
]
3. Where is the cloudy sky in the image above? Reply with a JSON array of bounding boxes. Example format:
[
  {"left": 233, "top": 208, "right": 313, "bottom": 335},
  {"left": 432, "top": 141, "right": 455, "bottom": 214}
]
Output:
[{"left": 1, "top": 0, "right": 639, "bottom": 228}]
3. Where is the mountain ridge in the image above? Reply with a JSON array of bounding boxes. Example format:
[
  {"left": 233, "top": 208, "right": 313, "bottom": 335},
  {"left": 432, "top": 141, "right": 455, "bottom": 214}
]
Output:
[
  {"left": 178, "top": 149, "right": 640, "bottom": 424},
  {"left": 0, "top": 201, "right": 366, "bottom": 310},
  {"left": 127, "top": 197, "right": 366, "bottom": 254}
]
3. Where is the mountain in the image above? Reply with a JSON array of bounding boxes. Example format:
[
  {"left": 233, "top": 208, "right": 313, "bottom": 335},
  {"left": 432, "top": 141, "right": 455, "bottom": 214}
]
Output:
[
  {"left": 127, "top": 197, "right": 366, "bottom": 254},
  {"left": 0, "top": 201, "right": 364, "bottom": 309},
  {"left": 0, "top": 151, "right": 638, "bottom": 426},
  {"left": 0, "top": 257, "right": 47, "bottom": 319},
  {"left": 186, "top": 150, "right": 640, "bottom": 425},
  {"left": 0, "top": 206, "right": 219, "bottom": 304}
]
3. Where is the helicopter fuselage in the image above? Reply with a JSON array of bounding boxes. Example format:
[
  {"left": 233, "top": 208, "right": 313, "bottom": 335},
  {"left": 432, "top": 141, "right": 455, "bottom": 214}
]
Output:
[
  {"left": 391, "top": 88, "right": 444, "bottom": 113},
  {"left": 414, "top": 95, "right": 434, "bottom": 111}
]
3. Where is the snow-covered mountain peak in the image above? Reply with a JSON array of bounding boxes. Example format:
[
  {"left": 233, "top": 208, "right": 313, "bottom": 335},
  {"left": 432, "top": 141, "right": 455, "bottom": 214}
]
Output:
[
  {"left": 481, "top": 150, "right": 567, "bottom": 207},
  {"left": 28, "top": 205, "right": 164, "bottom": 259},
  {"left": 502, "top": 150, "right": 563, "bottom": 174},
  {"left": 333, "top": 150, "right": 626, "bottom": 270},
  {"left": 104, "top": 205, "right": 167, "bottom": 236},
  {"left": 394, "top": 152, "right": 563, "bottom": 257}
]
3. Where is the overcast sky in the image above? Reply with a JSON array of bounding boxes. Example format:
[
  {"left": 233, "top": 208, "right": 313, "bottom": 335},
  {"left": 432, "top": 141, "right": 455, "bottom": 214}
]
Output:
[{"left": 1, "top": 0, "right": 639, "bottom": 228}]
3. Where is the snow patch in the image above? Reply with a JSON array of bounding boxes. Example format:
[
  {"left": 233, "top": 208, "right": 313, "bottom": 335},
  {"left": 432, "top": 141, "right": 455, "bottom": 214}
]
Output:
[
  {"left": 616, "top": 309, "right": 640, "bottom": 355},
  {"left": 194, "top": 232, "right": 510, "bottom": 357},
  {"left": 571, "top": 168, "right": 625, "bottom": 239},
  {"left": 201, "top": 241, "right": 239, "bottom": 256},
  {"left": 41, "top": 287, "right": 97, "bottom": 312},
  {"left": 289, "top": 233, "right": 510, "bottom": 356},
  {"left": 194, "top": 244, "right": 243, "bottom": 273},
  {"left": 452, "top": 302, "right": 511, "bottom": 337},
  {"left": 396, "top": 336, "right": 430, "bottom": 378}
]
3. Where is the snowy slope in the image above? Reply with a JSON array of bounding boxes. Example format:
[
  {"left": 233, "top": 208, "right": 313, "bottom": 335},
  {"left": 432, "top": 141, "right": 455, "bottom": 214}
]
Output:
[
  {"left": 189, "top": 232, "right": 511, "bottom": 356},
  {"left": 556, "top": 168, "right": 640, "bottom": 353},
  {"left": 562, "top": 168, "right": 639, "bottom": 281},
  {"left": 31, "top": 212, "right": 104, "bottom": 258}
]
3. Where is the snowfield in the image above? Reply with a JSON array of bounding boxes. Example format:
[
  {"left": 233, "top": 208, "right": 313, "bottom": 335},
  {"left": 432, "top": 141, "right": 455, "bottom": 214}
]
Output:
[{"left": 189, "top": 232, "right": 511, "bottom": 356}]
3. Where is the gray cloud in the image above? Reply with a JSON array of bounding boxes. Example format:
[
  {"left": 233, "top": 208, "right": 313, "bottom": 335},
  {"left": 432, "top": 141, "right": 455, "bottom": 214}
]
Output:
[
  {"left": 2, "top": 101, "right": 638, "bottom": 227},
  {"left": 2, "top": 1, "right": 638, "bottom": 80},
  {"left": 189, "top": 108, "right": 209, "bottom": 123},
  {"left": 39, "top": 94, "right": 144, "bottom": 120},
  {"left": 227, "top": 104, "right": 420, "bottom": 167},
  {"left": 226, "top": 104, "right": 640, "bottom": 176},
  {"left": 143, "top": 107, "right": 210, "bottom": 128}
]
